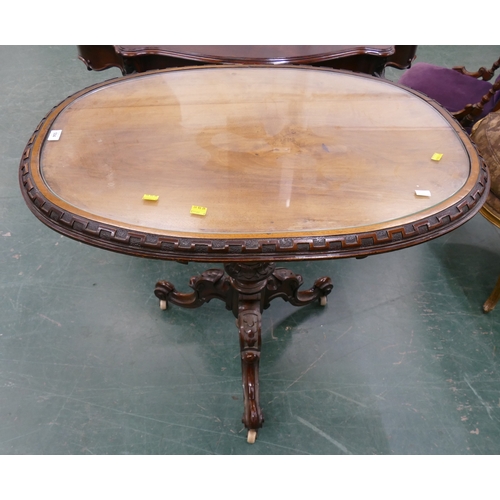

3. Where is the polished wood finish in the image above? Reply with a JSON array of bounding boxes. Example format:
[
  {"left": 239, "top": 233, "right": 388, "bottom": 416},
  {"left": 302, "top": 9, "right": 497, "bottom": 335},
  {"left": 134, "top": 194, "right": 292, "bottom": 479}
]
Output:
[
  {"left": 77, "top": 45, "right": 417, "bottom": 76},
  {"left": 22, "top": 66, "right": 487, "bottom": 262},
  {"left": 20, "top": 65, "right": 488, "bottom": 441}
]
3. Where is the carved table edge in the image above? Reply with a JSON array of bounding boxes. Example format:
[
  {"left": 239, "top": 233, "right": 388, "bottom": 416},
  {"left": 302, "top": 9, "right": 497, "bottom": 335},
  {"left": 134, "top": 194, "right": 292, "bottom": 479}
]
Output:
[
  {"left": 19, "top": 66, "right": 491, "bottom": 263},
  {"left": 20, "top": 144, "right": 489, "bottom": 263}
]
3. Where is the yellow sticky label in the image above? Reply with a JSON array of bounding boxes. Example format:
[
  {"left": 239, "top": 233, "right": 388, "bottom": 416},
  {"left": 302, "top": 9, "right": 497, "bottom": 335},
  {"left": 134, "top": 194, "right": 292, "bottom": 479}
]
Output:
[
  {"left": 190, "top": 205, "right": 207, "bottom": 216},
  {"left": 431, "top": 153, "right": 443, "bottom": 161},
  {"left": 143, "top": 194, "right": 159, "bottom": 201}
]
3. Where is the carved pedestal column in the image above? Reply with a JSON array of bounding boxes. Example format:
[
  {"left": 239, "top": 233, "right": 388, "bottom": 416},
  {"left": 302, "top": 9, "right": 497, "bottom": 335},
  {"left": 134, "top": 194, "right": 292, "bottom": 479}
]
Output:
[
  {"left": 224, "top": 263, "right": 276, "bottom": 443},
  {"left": 154, "top": 262, "right": 333, "bottom": 443}
]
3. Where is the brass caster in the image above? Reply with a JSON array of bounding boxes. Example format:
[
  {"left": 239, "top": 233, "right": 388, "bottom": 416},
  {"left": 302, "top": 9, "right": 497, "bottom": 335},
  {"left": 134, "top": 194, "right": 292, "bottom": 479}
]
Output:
[
  {"left": 319, "top": 296, "right": 327, "bottom": 306},
  {"left": 247, "top": 429, "right": 257, "bottom": 444},
  {"left": 159, "top": 299, "right": 168, "bottom": 310}
]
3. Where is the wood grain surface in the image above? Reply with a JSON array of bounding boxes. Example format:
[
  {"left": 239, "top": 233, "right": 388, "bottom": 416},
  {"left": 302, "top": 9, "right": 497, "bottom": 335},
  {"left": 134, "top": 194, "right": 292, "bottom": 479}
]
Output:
[
  {"left": 21, "top": 65, "right": 487, "bottom": 262},
  {"left": 39, "top": 67, "right": 472, "bottom": 236}
]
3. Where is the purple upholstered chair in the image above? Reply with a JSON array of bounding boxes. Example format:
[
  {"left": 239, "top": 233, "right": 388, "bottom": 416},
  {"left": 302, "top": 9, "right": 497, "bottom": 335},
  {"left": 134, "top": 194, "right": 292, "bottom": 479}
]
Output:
[{"left": 398, "top": 58, "right": 500, "bottom": 129}]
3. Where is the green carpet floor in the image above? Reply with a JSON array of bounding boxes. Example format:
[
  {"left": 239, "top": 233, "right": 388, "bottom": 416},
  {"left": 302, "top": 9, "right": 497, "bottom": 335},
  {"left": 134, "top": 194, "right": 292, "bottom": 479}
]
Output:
[{"left": 1, "top": 46, "right": 500, "bottom": 456}]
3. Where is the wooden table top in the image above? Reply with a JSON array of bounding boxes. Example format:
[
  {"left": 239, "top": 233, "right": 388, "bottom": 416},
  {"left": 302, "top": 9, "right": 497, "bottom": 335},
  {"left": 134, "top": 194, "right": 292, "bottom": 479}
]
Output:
[{"left": 20, "top": 65, "right": 489, "bottom": 262}]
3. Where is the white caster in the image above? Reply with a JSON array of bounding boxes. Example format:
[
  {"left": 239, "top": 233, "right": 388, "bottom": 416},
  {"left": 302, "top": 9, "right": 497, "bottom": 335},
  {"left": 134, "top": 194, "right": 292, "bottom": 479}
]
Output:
[
  {"left": 247, "top": 429, "right": 257, "bottom": 444},
  {"left": 319, "top": 296, "right": 327, "bottom": 306},
  {"left": 159, "top": 300, "right": 168, "bottom": 310}
]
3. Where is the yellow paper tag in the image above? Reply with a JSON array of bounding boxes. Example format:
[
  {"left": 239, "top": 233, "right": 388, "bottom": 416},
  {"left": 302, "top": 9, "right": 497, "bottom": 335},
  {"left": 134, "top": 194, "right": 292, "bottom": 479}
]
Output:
[
  {"left": 190, "top": 205, "right": 207, "bottom": 216},
  {"left": 143, "top": 194, "right": 159, "bottom": 201},
  {"left": 431, "top": 153, "right": 443, "bottom": 161}
]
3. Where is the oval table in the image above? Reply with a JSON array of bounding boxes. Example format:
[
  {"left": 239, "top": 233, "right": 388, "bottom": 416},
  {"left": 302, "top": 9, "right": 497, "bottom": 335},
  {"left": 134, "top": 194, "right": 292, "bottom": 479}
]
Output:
[{"left": 20, "top": 65, "right": 489, "bottom": 443}]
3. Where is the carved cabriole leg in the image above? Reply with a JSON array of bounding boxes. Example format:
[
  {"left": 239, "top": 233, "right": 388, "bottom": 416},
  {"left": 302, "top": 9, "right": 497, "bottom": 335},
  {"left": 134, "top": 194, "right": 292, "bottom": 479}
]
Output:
[
  {"left": 224, "top": 263, "right": 276, "bottom": 443},
  {"left": 238, "top": 301, "right": 264, "bottom": 443}
]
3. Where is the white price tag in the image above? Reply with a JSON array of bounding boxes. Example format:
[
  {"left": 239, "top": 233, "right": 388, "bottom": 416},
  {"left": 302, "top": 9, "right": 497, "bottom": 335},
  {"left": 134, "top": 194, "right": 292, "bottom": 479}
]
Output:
[
  {"left": 415, "top": 190, "right": 431, "bottom": 197},
  {"left": 48, "top": 130, "right": 62, "bottom": 141}
]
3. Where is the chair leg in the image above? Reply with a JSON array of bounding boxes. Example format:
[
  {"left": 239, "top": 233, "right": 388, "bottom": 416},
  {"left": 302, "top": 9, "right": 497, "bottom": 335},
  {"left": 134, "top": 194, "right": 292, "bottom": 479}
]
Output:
[{"left": 483, "top": 274, "right": 500, "bottom": 312}]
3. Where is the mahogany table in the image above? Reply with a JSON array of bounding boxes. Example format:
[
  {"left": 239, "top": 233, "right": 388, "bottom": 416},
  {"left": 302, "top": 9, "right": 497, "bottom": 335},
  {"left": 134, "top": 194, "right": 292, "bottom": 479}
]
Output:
[
  {"left": 77, "top": 45, "right": 417, "bottom": 76},
  {"left": 20, "top": 65, "right": 489, "bottom": 443}
]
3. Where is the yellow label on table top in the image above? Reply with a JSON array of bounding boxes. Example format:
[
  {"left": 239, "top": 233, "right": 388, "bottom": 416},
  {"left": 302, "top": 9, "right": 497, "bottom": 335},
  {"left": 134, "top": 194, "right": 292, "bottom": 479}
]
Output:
[
  {"left": 431, "top": 153, "right": 443, "bottom": 161},
  {"left": 190, "top": 205, "right": 207, "bottom": 216},
  {"left": 142, "top": 194, "right": 159, "bottom": 201}
]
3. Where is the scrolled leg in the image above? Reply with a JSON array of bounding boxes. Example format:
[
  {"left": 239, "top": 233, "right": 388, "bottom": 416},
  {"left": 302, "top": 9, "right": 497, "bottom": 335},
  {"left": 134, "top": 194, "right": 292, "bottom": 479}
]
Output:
[
  {"left": 154, "top": 268, "right": 232, "bottom": 310},
  {"left": 155, "top": 280, "right": 175, "bottom": 309},
  {"left": 264, "top": 268, "right": 333, "bottom": 308},
  {"left": 238, "top": 304, "right": 264, "bottom": 443}
]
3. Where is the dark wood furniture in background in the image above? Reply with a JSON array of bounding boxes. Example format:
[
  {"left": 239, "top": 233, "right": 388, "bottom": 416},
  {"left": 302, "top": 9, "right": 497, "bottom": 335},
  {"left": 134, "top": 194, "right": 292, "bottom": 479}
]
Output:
[
  {"left": 452, "top": 57, "right": 500, "bottom": 125},
  {"left": 399, "top": 56, "right": 500, "bottom": 128},
  {"left": 20, "top": 65, "right": 488, "bottom": 443},
  {"left": 77, "top": 45, "right": 417, "bottom": 76}
]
